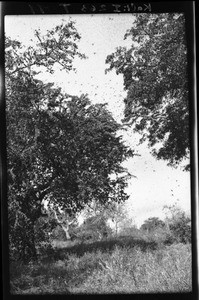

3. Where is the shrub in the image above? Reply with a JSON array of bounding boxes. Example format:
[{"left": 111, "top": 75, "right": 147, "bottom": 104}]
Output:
[
  {"left": 76, "top": 215, "right": 113, "bottom": 242},
  {"left": 169, "top": 216, "right": 191, "bottom": 244},
  {"left": 163, "top": 205, "right": 191, "bottom": 244},
  {"left": 140, "top": 217, "right": 166, "bottom": 233}
]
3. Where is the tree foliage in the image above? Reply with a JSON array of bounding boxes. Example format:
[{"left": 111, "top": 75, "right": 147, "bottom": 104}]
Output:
[
  {"left": 5, "top": 21, "right": 86, "bottom": 77},
  {"left": 81, "top": 199, "right": 132, "bottom": 237},
  {"left": 106, "top": 13, "right": 189, "bottom": 168},
  {"left": 140, "top": 217, "right": 165, "bottom": 232},
  {"left": 163, "top": 205, "right": 191, "bottom": 244},
  {"left": 6, "top": 22, "right": 134, "bottom": 260},
  {"left": 77, "top": 214, "right": 112, "bottom": 241}
]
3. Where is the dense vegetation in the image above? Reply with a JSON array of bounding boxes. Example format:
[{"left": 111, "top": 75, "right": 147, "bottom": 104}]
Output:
[
  {"left": 10, "top": 211, "right": 192, "bottom": 294},
  {"left": 106, "top": 13, "right": 189, "bottom": 169},
  {"left": 10, "top": 244, "right": 191, "bottom": 294}
]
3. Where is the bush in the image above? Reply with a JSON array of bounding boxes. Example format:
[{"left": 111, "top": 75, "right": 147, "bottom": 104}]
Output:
[
  {"left": 51, "top": 225, "right": 67, "bottom": 241},
  {"left": 76, "top": 215, "right": 113, "bottom": 242},
  {"left": 163, "top": 205, "right": 191, "bottom": 244},
  {"left": 146, "top": 227, "right": 172, "bottom": 246},
  {"left": 170, "top": 218, "right": 191, "bottom": 243},
  {"left": 119, "top": 225, "right": 139, "bottom": 238}
]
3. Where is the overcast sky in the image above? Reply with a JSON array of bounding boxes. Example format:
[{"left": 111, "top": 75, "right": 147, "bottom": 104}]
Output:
[{"left": 5, "top": 14, "right": 191, "bottom": 226}]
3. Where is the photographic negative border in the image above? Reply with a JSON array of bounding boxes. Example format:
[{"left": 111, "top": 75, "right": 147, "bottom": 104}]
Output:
[{"left": 1, "top": 2, "right": 198, "bottom": 300}]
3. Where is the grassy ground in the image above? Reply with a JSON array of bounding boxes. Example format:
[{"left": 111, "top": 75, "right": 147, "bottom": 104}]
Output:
[{"left": 10, "top": 237, "right": 192, "bottom": 294}]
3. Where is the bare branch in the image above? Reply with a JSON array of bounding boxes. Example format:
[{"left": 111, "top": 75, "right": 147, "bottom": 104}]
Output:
[{"left": 53, "top": 209, "right": 62, "bottom": 224}]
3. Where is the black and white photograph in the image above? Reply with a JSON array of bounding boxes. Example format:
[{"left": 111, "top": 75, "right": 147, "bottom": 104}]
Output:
[{"left": 1, "top": 2, "right": 198, "bottom": 297}]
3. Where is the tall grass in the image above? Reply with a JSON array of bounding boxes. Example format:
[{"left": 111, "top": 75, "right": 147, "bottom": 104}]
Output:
[
  {"left": 75, "top": 243, "right": 191, "bottom": 294},
  {"left": 10, "top": 238, "right": 192, "bottom": 295}
]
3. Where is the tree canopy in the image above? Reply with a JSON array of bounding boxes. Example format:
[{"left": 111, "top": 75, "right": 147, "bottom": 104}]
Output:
[
  {"left": 5, "top": 21, "right": 86, "bottom": 78},
  {"left": 140, "top": 217, "right": 165, "bottom": 232},
  {"left": 106, "top": 13, "right": 189, "bottom": 169},
  {"left": 6, "top": 22, "right": 134, "bottom": 260}
]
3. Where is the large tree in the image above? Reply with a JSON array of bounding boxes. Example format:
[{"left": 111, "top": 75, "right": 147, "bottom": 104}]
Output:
[
  {"left": 6, "top": 23, "right": 134, "bottom": 260},
  {"left": 6, "top": 22, "right": 87, "bottom": 260},
  {"left": 106, "top": 13, "right": 189, "bottom": 169}
]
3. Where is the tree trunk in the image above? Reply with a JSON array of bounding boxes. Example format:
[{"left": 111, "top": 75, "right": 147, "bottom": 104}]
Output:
[
  {"left": 60, "top": 223, "right": 71, "bottom": 240},
  {"left": 27, "top": 220, "right": 38, "bottom": 261},
  {"left": 53, "top": 209, "right": 73, "bottom": 240},
  {"left": 115, "top": 222, "right": 118, "bottom": 237},
  {"left": 20, "top": 223, "right": 38, "bottom": 262}
]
